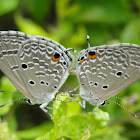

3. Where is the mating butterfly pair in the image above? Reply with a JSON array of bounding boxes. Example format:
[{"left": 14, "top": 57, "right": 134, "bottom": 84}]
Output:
[{"left": 0, "top": 31, "right": 139, "bottom": 117}]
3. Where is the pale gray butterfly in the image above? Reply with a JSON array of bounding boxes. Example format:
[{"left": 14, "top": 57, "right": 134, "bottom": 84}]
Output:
[
  {"left": 74, "top": 36, "right": 139, "bottom": 116},
  {"left": 0, "top": 31, "right": 73, "bottom": 117}
]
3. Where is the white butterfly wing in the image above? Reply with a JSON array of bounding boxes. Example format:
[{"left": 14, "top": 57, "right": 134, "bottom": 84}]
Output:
[
  {"left": 0, "top": 31, "right": 73, "bottom": 104},
  {"left": 76, "top": 43, "right": 140, "bottom": 106},
  {"left": 0, "top": 31, "right": 32, "bottom": 98}
]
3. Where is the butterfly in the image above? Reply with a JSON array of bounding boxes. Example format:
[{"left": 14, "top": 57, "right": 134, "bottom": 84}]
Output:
[
  {"left": 74, "top": 36, "right": 139, "bottom": 117},
  {"left": 0, "top": 31, "right": 73, "bottom": 117}
]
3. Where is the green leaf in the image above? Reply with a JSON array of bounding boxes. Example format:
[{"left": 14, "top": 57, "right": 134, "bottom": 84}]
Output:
[
  {"left": 120, "top": 18, "right": 140, "bottom": 44},
  {"left": 24, "top": 0, "right": 51, "bottom": 24},
  {"left": 0, "top": 0, "right": 19, "bottom": 16},
  {"left": 0, "top": 122, "right": 18, "bottom": 140},
  {"left": 15, "top": 15, "right": 48, "bottom": 36},
  {"left": 15, "top": 15, "right": 59, "bottom": 41},
  {"left": 72, "top": 0, "right": 131, "bottom": 25},
  {"left": 15, "top": 122, "right": 53, "bottom": 139},
  {"left": 38, "top": 93, "right": 109, "bottom": 139}
]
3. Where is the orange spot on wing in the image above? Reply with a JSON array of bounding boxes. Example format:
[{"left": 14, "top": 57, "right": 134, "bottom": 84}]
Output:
[
  {"left": 80, "top": 59, "right": 86, "bottom": 63},
  {"left": 52, "top": 55, "right": 60, "bottom": 61},
  {"left": 88, "top": 53, "right": 97, "bottom": 59}
]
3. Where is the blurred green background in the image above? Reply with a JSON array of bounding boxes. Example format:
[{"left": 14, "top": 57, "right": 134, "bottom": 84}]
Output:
[{"left": 0, "top": 0, "right": 140, "bottom": 139}]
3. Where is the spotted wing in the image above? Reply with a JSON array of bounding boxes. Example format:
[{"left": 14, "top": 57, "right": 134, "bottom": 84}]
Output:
[
  {"left": 0, "top": 31, "right": 73, "bottom": 103},
  {"left": 76, "top": 43, "right": 140, "bottom": 104},
  {"left": 0, "top": 31, "right": 31, "bottom": 97}
]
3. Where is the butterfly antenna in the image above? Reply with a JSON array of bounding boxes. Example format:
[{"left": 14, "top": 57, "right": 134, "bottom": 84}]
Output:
[
  {"left": 94, "top": 105, "right": 100, "bottom": 115},
  {"left": 87, "top": 35, "right": 91, "bottom": 48},
  {"left": 111, "top": 96, "right": 134, "bottom": 101},
  {"left": 0, "top": 90, "right": 21, "bottom": 94},
  {"left": 67, "top": 96, "right": 81, "bottom": 103},
  {"left": 0, "top": 97, "right": 27, "bottom": 108},
  {"left": 107, "top": 99, "right": 137, "bottom": 117}
]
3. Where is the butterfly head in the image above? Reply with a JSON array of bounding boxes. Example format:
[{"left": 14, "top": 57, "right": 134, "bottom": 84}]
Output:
[{"left": 77, "top": 48, "right": 97, "bottom": 65}]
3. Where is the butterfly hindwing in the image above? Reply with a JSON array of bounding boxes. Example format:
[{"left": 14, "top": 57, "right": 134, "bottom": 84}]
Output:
[
  {"left": 17, "top": 37, "right": 73, "bottom": 103},
  {"left": 101, "top": 43, "right": 140, "bottom": 100}
]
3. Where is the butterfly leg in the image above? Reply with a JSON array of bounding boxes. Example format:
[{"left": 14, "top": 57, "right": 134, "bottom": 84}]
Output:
[
  {"left": 94, "top": 105, "right": 100, "bottom": 115},
  {"left": 74, "top": 98, "right": 86, "bottom": 108},
  {"left": 68, "top": 97, "right": 86, "bottom": 108},
  {"left": 72, "top": 99, "right": 86, "bottom": 108},
  {"left": 39, "top": 103, "right": 52, "bottom": 119},
  {"left": 81, "top": 99, "right": 86, "bottom": 108},
  {"left": 53, "top": 98, "right": 63, "bottom": 103}
]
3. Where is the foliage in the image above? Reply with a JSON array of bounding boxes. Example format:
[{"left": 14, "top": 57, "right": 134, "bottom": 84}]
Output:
[{"left": 0, "top": 0, "right": 140, "bottom": 139}]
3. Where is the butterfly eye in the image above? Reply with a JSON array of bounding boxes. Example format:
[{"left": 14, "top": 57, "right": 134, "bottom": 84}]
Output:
[
  {"left": 80, "top": 56, "right": 85, "bottom": 63},
  {"left": 88, "top": 51, "right": 96, "bottom": 59},
  {"left": 52, "top": 52, "right": 61, "bottom": 61}
]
